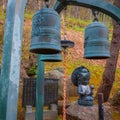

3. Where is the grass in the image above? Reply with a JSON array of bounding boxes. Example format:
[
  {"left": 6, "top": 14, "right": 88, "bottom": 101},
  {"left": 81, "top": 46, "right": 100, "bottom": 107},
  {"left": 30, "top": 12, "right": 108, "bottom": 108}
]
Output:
[
  {"left": 24, "top": 12, "right": 34, "bottom": 19},
  {"left": 0, "top": 14, "right": 5, "bottom": 20},
  {"left": 65, "top": 17, "right": 91, "bottom": 32},
  {"left": 0, "top": 7, "right": 5, "bottom": 20},
  {"left": 65, "top": 17, "right": 113, "bottom": 38},
  {"left": 111, "top": 108, "right": 120, "bottom": 120},
  {"left": 57, "top": 116, "right": 62, "bottom": 120},
  {"left": 45, "top": 56, "right": 120, "bottom": 97},
  {"left": 66, "top": 17, "right": 91, "bottom": 27},
  {"left": 111, "top": 68, "right": 120, "bottom": 96},
  {"left": 0, "top": 8, "right": 33, "bottom": 20}
]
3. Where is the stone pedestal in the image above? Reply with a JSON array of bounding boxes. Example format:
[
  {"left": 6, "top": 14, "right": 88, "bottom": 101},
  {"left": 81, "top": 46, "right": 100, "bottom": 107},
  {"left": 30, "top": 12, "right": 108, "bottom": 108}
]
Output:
[
  {"left": 25, "top": 112, "right": 35, "bottom": 120},
  {"left": 25, "top": 106, "right": 34, "bottom": 120},
  {"left": 50, "top": 104, "right": 57, "bottom": 111},
  {"left": 66, "top": 102, "right": 112, "bottom": 120},
  {"left": 25, "top": 110, "right": 58, "bottom": 120},
  {"left": 44, "top": 110, "right": 58, "bottom": 120},
  {"left": 25, "top": 104, "right": 58, "bottom": 120},
  {"left": 26, "top": 106, "right": 32, "bottom": 113},
  {"left": 44, "top": 104, "right": 58, "bottom": 120}
]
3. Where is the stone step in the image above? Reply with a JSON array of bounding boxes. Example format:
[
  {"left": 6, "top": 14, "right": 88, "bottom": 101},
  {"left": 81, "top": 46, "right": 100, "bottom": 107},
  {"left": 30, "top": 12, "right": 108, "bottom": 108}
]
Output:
[{"left": 25, "top": 110, "right": 58, "bottom": 120}]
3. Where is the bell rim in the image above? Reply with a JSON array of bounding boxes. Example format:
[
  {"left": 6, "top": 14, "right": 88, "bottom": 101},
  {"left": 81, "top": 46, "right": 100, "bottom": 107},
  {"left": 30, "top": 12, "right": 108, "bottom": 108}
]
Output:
[
  {"left": 40, "top": 58, "right": 62, "bottom": 62},
  {"left": 30, "top": 43, "right": 62, "bottom": 54},
  {"left": 84, "top": 54, "right": 110, "bottom": 59},
  {"left": 40, "top": 53, "right": 62, "bottom": 62}
]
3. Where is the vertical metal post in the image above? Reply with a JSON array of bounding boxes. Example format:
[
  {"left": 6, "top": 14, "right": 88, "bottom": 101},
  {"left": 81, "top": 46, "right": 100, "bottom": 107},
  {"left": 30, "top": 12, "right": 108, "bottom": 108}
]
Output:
[
  {"left": 63, "top": 49, "right": 67, "bottom": 120},
  {"left": 98, "top": 93, "right": 104, "bottom": 120},
  {"left": 0, "top": 0, "right": 27, "bottom": 120},
  {"left": 36, "top": 55, "right": 45, "bottom": 120}
]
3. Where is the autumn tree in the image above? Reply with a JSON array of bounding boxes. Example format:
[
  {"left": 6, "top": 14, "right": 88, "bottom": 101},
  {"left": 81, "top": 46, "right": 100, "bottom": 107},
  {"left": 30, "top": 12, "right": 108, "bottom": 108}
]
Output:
[{"left": 97, "top": 0, "right": 120, "bottom": 102}]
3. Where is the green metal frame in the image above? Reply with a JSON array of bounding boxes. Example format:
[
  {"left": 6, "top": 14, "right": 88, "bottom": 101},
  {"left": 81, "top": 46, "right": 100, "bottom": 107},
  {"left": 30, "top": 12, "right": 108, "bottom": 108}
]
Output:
[
  {"left": 36, "top": 56, "right": 44, "bottom": 120},
  {"left": 0, "top": 0, "right": 27, "bottom": 120},
  {"left": 0, "top": 0, "right": 120, "bottom": 120},
  {"left": 53, "top": 0, "right": 120, "bottom": 24}
]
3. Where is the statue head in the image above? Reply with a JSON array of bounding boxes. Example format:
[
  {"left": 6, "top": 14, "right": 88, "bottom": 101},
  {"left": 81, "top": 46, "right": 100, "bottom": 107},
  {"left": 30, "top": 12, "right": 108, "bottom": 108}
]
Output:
[{"left": 71, "top": 66, "right": 90, "bottom": 86}]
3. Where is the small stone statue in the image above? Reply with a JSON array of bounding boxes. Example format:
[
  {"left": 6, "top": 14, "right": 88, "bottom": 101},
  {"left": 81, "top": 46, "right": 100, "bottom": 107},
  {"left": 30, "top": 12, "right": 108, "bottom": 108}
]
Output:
[{"left": 71, "top": 66, "right": 94, "bottom": 106}]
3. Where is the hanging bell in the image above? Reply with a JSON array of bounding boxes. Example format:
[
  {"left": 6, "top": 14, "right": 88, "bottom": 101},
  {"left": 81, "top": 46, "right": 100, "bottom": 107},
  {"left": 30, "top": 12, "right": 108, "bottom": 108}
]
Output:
[
  {"left": 84, "top": 21, "right": 110, "bottom": 59},
  {"left": 30, "top": 7, "right": 62, "bottom": 54},
  {"left": 39, "top": 53, "right": 62, "bottom": 62}
]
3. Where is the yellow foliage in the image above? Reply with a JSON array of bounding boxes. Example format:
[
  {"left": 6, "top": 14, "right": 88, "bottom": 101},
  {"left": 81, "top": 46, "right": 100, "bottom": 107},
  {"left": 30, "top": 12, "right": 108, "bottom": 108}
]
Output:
[{"left": 17, "top": 99, "right": 25, "bottom": 120}]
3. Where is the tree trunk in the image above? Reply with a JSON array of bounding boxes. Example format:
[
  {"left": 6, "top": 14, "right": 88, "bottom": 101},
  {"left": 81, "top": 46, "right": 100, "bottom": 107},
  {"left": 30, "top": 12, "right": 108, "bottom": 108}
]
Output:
[{"left": 97, "top": 0, "right": 120, "bottom": 102}]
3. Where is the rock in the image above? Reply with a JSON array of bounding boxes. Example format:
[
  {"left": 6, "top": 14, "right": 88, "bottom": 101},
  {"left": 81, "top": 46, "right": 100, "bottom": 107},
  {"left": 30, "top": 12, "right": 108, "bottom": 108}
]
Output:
[
  {"left": 58, "top": 101, "right": 71, "bottom": 115},
  {"left": 45, "top": 69, "right": 64, "bottom": 99},
  {"left": 66, "top": 102, "right": 112, "bottom": 120},
  {"left": 111, "top": 91, "right": 120, "bottom": 106},
  {"left": 66, "top": 76, "right": 78, "bottom": 97},
  {"left": 45, "top": 68, "right": 77, "bottom": 99},
  {"left": 20, "top": 62, "right": 29, "bottom": 82},
  {"left": 54, "top": 67, "right": 64, "bottom": 73}
]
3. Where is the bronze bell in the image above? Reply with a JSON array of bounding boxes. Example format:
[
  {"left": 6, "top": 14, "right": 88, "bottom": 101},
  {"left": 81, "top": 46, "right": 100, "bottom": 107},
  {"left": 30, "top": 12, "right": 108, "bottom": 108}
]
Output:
[
  {"left": 39, "top": 53, "right": 62, "bottom": 62},
  {"left": 30, "top": 7, "right": 62, "bottom": 54},
  {"left": 84, "top": 21, "right": 110, "bottom": 59}
]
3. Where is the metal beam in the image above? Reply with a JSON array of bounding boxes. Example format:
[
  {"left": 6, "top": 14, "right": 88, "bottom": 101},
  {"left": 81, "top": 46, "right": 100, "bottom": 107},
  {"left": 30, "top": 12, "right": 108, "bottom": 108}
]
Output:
[
  {"left": 0, "top": 0, "right": 27, "bottom": 119},
  {"left": 53, "top": 0, "right": 120, "bottom": 24}
]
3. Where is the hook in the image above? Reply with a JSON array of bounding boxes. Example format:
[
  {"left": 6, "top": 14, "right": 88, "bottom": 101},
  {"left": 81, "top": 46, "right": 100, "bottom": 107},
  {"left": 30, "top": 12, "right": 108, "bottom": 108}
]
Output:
[
  {"left": 44, "top": 0, "right": 49, "bottom": 8},
  {"left": 92, "top": 9, "right": 99, "bottom": 21}
]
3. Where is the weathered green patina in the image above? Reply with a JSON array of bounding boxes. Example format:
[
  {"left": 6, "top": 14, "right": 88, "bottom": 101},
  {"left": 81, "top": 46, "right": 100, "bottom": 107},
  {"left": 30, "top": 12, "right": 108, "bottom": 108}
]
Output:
[
  {"left": 53, "top": 0, "right": 120, "bottom": 24},
  {"left": 84, "top": 21, "right": 110, "bottom": 59},
  {"left": 36, "top": 56, "right": 44, "bottom": 120},
  {"left": 0, "top": 0, "right": 120, "bottom": 120},
  {"left": 40, "top": 53, "right": 62, "bottom": 62},
  {"left": 0, "top": 0, "right": 27, "bottom": 120},
  {"left": 30, "top": 7, "right": 61, "bottom": 54}
]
